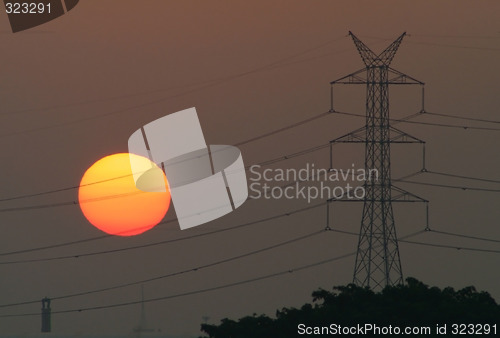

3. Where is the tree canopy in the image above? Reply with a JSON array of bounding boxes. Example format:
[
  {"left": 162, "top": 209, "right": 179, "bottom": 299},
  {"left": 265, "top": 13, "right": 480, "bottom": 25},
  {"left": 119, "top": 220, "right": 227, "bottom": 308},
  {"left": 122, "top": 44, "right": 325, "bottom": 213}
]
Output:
[{"left": 200, "top": 278, "right": 500, "bottom": 337}]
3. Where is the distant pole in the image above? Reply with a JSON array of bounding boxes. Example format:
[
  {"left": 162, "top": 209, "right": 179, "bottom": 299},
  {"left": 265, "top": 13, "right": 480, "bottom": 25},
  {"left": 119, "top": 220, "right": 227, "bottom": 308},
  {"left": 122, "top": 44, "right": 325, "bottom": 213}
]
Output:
[
  {"left": 133, "top": 285, "right": 155, "bottom": 336},
  {"left": 41, "top": 298, "right": 51, "bottom": 333}
]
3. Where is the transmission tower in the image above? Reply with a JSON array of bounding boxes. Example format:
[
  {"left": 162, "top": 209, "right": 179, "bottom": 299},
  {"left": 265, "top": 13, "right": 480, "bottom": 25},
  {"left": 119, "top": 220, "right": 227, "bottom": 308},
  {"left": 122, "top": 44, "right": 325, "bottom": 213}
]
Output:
[{"left": 329, "top": 32, "right": 428, "bottom": 290}]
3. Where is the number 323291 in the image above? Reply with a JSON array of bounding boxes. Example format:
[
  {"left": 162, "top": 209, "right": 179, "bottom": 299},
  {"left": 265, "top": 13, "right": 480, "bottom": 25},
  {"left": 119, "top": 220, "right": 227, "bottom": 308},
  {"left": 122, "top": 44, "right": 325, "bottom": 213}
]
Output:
[{"left": 5, "top": 2, "right": 52, "bottom": 14}]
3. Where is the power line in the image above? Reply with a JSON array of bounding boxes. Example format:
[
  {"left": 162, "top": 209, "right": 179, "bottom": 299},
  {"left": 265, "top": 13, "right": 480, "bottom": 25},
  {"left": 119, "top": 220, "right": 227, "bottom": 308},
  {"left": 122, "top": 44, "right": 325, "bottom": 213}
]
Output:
[
  {"left": 330, "top": 109, "right": 500, "bottom": 131},
  {"left": 330, "top": 228, "right": 500, "bottom": 253},
  {"left": 361, "top": 35, "right": 500, "bottom": 52},
  {"left": 410, "top": 34, "right": 500, "bottom": 40},
  {"left": 5, "top": 138, "right": 329, "bottom": 205},
  {"left": 0, "top": 142, "right": 338, "bottom": 258},
  {"left": 0, "top": 234, "right": 108, "bottom": 257},
  {"left": 249, "top": 143, "right": 329, "bottom": 168},
  {"left": 330, "top": 227, "right": 500, "bottom": 247},
  {"left": 428, "top": 229, "right": 500, "bottom": 244},
  {"left": 407, "top": 40, "right": 500, "bottom": 52},
  {"left": 0, "top": 172, "right": 134, "bottom": 203},
  {"left": 0, "top": 164, "right": 406, "bottom": 257},
  {"left": 2, "top": 164, "right": 498, "bottom": 257},
  {"left": 0, "top": 142, "right": 360, "bottom": 259},
  {"left": 398, "top": 180, "right": 500, "bottom": 192},
  {"left": 0, "top": 161, "right": 423, "bottom": 260},
  {"left": 0, "top": 252, "right": 354, "bottom": 318},
  {"left": 0, "top": 80, "right": 220, "bottom": 138},
  {"left": 0, "top": 144, "right": 328, "bottom": 256},
  {"left": 0, "top": 202, "right": 325, "bottom": 263},
  {"left": 392, "top": 170, "right": 500, "bottom": 189},
  {"left": 235, "top": 112, "right": 330, "bottom": 147},
  {"left": 0, "top": 111, "right": 331, "bottom": 204},
  {"left": 15, "top": 34, "right": 493, "bottom": 125},
  {"left": 0, "top": 104, "right": 496, "bottom": 256},
  {"left": 2, "top": 227, "right": 498, "bottom": 315},
  {"left": 6, "top": 105, "right": 491, "bottom": 207},
  {"left": 393, "top": 170, "right": 500, "bottom": 191},
  {"left": 0, "top": 229, "right": 324, "bottom": 309},
  {"left": 0, "top": 105, "right": 427, "bottom": 206},
  {"left": 0, "top": 230, "right": 425, "bottom": 318},
  {"left": 0, "top": 39, "right": 382, "bottom": 144},
  {"left": 0, "top": 80, "right": 219, "bottom": 117},
  {"left": 400, "top": 239, "right": 500, "bottom": 254},
  {"left": 392, "top": 116, "right": 500, "bottom": 131},
  {"left": 424, "top": 111, "right": 500, "bottom": 125},
  {"left": 426, "top": 170, "right": 500, "bottom": 184},
  {"left": 2, "top": 226, "right": 497, "bottom": 318},
  {"left": 1, "top": 36, "right": 345, "bottom": 118},
  {"left": 0, "top": 38, "right": 353, "bottom": 139},
  {"left": 1, "top": 170, "right": 497, "bottom": 263},
  {"left": 0, "top": 189, "right": 148, "bottom": 212}
]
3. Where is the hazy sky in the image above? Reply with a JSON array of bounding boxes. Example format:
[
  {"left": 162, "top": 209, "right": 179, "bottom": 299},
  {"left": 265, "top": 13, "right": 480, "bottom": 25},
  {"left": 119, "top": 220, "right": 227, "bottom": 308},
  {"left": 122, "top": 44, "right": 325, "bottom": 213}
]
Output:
[{"left": 0, "top": 0, "right": 499, "bottom": 336}]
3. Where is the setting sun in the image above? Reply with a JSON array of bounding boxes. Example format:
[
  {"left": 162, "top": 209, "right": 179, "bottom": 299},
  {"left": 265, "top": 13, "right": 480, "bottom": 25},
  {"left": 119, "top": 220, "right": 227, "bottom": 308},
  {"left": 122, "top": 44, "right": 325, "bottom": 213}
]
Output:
[{"left": 78, "top": 153, "right": 171, "bottom": 236}]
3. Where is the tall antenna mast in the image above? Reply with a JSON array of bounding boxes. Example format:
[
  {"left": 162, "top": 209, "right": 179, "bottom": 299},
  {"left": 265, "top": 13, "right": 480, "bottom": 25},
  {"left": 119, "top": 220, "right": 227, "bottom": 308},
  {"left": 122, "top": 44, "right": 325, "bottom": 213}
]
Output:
[{"left": 133, "top": 285, "right": 154, "bottom": 336}]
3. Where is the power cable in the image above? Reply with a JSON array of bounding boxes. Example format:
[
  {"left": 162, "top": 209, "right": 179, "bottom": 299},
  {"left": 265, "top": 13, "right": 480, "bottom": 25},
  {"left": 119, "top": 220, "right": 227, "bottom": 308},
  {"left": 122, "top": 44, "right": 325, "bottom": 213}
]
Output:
[
  {"left": 360, "top": 35, "right": 500, "bottom": 52},
  {"left": 2, "top": 165, "right": 499, "bottom": 257},
  {"left": 0, "top": 229, "right": 324, "bottom": 308},
  {"left": 428, "top": 229, "right": 500, "bottom": 244},
  {"left": 400, "top": 239, "right": 500, "bottom": 254},
  {"left": 329, "top": 228, "right": 500, "bottom": 253},
  {"left": 426, "top": 170, "right": 500, "bottom": 184},
  {"left": 398, "top": 180, "right": 500, "bottom": 192},
  {"left": 1, "top": 36, "right": 345, "bottom": 118},
  {"left": 0, "top": 111, "right": 331, "bottom": 204},
  {"left": 330, "top": 109, "right": 500, "bottom": 131},
  {"left": 424, "top": 111, "right": 500, "bottom": 125},
  {"left": 8, "top": 106, "right": 484, "bottom": 208},
  {"left": 410, "top": 34, "right": 500, "bottom": 40},
  {"left": 0, "top": 230, "right": 425, "bottom": 318},
  {"left": 0, "top": 202, "right": 325, "bottom": 264},
  {"left": 0, "top": 37, "right": 352, "bottom": 138}
]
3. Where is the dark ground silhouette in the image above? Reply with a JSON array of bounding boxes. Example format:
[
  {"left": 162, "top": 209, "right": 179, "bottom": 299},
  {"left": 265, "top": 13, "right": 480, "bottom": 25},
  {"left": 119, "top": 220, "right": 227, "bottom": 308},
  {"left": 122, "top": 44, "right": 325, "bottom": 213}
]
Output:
[{"left": 200, "top": 278, "right": 500, "bottom": 337}]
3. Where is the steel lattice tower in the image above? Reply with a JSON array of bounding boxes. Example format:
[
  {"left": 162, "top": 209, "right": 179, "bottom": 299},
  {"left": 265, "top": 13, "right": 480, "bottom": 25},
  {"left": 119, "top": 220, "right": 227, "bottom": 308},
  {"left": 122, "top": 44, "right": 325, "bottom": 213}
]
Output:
[{"left": 329, "top": 32, "right": 428, "bottom": 290}]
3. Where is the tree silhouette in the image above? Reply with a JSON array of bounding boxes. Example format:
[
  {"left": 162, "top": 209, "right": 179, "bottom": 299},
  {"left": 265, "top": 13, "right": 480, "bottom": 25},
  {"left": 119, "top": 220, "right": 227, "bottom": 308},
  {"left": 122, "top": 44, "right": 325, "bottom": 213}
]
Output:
[{"left": 200, "top": 278, "right": 500, "bottom": 337}]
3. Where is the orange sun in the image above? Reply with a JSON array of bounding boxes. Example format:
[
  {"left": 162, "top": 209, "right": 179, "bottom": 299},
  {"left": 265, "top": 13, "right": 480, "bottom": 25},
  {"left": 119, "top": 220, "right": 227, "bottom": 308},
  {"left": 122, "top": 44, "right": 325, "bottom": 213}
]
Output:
[{"left": 78, "top": 153, "right": 171, "bottom": 236}]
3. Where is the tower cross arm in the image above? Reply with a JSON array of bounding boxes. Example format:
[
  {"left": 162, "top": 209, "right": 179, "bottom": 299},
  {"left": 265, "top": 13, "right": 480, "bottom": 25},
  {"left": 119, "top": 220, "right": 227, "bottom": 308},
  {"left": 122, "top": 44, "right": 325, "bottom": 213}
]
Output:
[
  {"left": 349, "top": 31, "right": 407, "bottom": 67},
  {"left": 377, "top": 32, "right": 406, "bottom": 66},
  {"left": 349, "top": 31, "right": 378, "bottom": 67}
]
